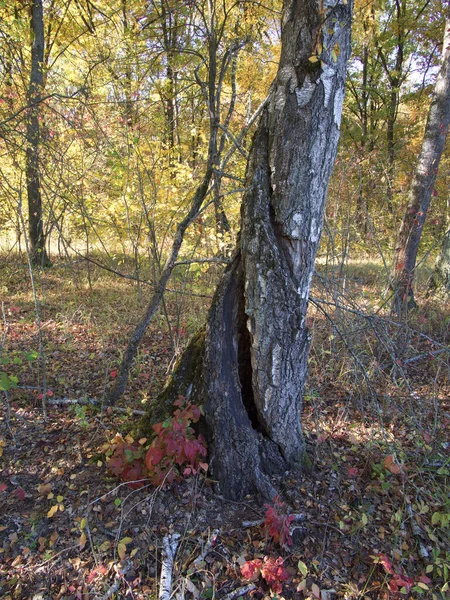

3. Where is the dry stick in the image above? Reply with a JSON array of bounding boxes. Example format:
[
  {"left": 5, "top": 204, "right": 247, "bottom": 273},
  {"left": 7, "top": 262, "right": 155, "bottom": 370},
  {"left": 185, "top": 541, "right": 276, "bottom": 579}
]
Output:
[
  {"left": 46, "top": 396, "right": 145, "bottom": 415},
  {"left": 0, "top": 303, "right": 15, "bottom": 442},
  {"left": 192, "top": 529, "right": 220, "bottom": 567},
  {"left": 406, "top": 503, "right": 429, "bottom": 560},
  {"left": 17, "top": 190, "right": 48, "bottom": 419},
  {"left": 222, "top": 584, "right": 257, "bottom": 599},
  {"left": 107, "top": 152, "right": 215, "bottom": 406},
  {"left": 108, "top": 95, "right": 269, "bottom": 405},
  {"left": 95, "top": 561, "right": 132, "bottom": 600},
  {"left": 159, "top": 533, "right": 181, "bottom": 600}
]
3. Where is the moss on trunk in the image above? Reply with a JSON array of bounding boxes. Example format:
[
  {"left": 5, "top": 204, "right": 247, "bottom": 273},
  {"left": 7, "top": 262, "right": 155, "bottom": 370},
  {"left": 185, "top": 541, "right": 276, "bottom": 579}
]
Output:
[{"left": 139, "top": 328, "right": 205, "bottom": 436}]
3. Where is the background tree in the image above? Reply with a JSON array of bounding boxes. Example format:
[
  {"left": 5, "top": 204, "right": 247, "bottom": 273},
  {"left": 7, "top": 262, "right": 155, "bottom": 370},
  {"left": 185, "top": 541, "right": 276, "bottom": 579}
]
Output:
[
  {"left": 390, "top": 14, "right": 450, "bottom": 315},
  {"left": 26, "top": 0, "right": 50, "bottom": 266},
  {"left": 428, "top": 191, "right": 450, "bottom": 294}
]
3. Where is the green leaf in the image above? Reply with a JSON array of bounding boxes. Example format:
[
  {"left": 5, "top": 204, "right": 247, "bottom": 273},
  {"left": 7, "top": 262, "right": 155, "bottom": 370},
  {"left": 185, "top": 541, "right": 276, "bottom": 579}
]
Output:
[
  {"left": 432, "top": 512, "right": 441, "bottom": 526},
  {"left": 0, "top": 372, "right": 11, "bottom": 391},
  {"left": 297, "top": 560, "right": 308, "bottom": 577}
]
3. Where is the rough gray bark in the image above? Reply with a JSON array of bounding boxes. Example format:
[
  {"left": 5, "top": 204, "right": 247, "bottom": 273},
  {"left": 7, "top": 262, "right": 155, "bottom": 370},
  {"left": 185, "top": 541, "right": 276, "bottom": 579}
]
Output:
[
  {"left": 198, "top": 0, "right": 353, "bottom": 500},
  {"left": 391, "top": 16, "right": 450, "bottom": 315},
  {"left": 26, "top": 0, "right": 50, "bottom": 267}
]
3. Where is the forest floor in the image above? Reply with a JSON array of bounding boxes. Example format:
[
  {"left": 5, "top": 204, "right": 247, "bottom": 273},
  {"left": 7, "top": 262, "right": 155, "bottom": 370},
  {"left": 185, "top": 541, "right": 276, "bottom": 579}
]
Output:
[{"left": 0, "top": 254, "right": 449, "bottom": 600}]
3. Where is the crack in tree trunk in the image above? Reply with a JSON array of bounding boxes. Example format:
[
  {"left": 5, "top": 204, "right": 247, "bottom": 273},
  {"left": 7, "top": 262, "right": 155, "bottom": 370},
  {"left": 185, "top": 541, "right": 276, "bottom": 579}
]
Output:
[{"left": 142, "top": 0, "right": 353, "bottom": 500}]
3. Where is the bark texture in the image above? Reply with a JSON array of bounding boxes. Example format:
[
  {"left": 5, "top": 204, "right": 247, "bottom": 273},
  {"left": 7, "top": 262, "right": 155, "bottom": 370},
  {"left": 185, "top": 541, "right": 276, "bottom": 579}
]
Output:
[
  {"left": 391, "top": 17, "right": 450, "bottom": 315},
  {"left": 197, "top": 0, "right": 353, "bottom": 500},
  {"left": 26, "top": 0, "right": 50, "bottom": 267}
]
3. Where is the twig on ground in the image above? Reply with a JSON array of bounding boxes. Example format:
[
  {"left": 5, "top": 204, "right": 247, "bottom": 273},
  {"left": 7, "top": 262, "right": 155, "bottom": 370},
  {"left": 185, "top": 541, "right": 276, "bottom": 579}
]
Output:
[
  {"left": 192, "top": 529, "right": 220, "bottom": 567},
  {"left": 46, "top": 396, "right": 145, "bottom": 415},
  {"left": 406, "top": 503, "right": 429, "bottom": 559},
  {"left": 95, "top": 560, "right": 132, "bottom": 600},
  {"left": 242, "top": 519, "right": 263, "bottom": 528},
  {"left": 221, "top": 583, "right": 257, "bottom": 599},
  {"left": 30, "top": 544, "right": 79, "bottom": 571}
]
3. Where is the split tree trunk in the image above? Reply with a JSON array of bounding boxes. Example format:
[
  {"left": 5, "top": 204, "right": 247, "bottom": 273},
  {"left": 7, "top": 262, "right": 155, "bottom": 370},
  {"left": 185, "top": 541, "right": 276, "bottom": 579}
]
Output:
[
  {"left": 146, "top": 0, "right": 353, "bottom": 500},
  {"left": 391, "top": 17, "right": 450, "bottom": 315}
]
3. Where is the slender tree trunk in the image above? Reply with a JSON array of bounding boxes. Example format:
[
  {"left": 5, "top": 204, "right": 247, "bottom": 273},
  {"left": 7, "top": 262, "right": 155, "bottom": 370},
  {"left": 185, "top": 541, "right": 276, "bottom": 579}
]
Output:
[
  {"left": 391, "top": 17, "right": 450, "bottom": 315},
  {"left": 26, "top": 0, "right": 50, "bottom": 267},
  {"left": 160, "top": 1, "right": 180, "bottom": 159},
  {"left": 428, "top": 197, "right": 450, "bottom": 294},
  {"left": 145, "top": 0, "right": 353, "bottom": 500},
  {"left": 375, "top": 0, "right": 406, "bottom": 213},
  {"left": 109, "top": 1, "right": 236, "bottom": 405}
]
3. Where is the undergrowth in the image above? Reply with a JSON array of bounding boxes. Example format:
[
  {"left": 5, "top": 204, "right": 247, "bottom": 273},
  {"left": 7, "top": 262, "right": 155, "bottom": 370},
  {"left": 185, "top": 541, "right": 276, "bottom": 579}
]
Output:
[{"left": 1, "top": 252, "right": 450, "bottom": 598}]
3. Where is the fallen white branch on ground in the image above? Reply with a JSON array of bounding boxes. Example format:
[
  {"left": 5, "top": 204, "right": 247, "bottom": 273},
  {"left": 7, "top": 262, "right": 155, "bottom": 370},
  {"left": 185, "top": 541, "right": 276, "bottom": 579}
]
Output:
[{"left": 159, "top": 533, "right": 181, "bottom": 600}]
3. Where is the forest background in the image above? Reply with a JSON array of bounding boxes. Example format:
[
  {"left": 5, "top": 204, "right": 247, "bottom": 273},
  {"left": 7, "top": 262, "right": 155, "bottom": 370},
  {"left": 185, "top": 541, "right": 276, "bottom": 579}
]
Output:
[{"left": 1, "top": 1, "right": 450, "bottom": 599}]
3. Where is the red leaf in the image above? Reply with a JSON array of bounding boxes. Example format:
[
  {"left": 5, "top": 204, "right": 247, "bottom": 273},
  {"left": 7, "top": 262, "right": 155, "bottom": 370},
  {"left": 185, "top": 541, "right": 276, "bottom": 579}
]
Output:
[
  {"left": 348, "top": 467, "right": 359, "bottom": 477},
  {"left": 241, "top": 559, "right": 262, "bottom": 581},
  {"left": 261, "top": 556, "right": 290, "bottom": 594},
  {"left": 14, "top": 487, "right": 25, "bottom": 500},
  {"left": 152, "top": 422, "right": 163, "bottom": 435},
  {"left": 174, "top": 396, "right": 185, "bottom": 407},
  {"left": 145, "top": 446, "right": 165, "bottom": 468},
  {"left": 110, "top": 370, "right": 118, "bottom": 379},
  {"left": 391, "top": 572, "right": 414, "bottom": 593},
  {"left": 0, "top": 483, "right": 7, "bottom": 493},
  {"left": 376, "top": 553, "right": 394, "bottom": 574}
]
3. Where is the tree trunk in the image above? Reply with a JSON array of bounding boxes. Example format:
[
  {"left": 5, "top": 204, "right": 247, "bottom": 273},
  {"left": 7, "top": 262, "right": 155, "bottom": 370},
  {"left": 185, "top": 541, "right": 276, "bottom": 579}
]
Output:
[
  {"left": 145, "top": 0, "right": 353, "bottom": 500},
  {"left": 391, "top": 16, "right": 450, "bottom": 315},
  {"left": 428, "top": 199, "right": 450, "bottom": 295},
  {"left": 26, "top": 0, "right": 50, "bottom": 267}
]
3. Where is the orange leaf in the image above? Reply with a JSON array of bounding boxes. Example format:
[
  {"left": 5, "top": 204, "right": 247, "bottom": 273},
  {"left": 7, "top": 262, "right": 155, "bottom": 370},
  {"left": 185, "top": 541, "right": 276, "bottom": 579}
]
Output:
[{"left": 383, "top": 455, "right": 401, "bottom": 475}]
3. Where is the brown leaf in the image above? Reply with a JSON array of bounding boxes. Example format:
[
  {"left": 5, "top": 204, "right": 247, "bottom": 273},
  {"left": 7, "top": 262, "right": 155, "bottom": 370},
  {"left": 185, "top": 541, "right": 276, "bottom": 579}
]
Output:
[
  {"left": 383, "top": 455, "right": 401, "bottom": 475},
  {"left": 38, "top": 483, "right": 52, "bottom": 495}
]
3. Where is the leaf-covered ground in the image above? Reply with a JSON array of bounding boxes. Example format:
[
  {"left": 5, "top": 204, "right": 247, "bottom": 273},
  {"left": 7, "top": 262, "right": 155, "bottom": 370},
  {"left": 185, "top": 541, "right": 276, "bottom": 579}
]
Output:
[{"left": 1, "top": 257, "right": 449, "bottom": 599}]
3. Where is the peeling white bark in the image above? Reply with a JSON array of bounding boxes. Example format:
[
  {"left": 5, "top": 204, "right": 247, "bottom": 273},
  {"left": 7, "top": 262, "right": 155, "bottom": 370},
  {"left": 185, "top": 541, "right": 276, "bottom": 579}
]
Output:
[
  {"left": 201, "top": 0, "right": 353, "bottom": 500},
  {"left": 159, "top": 533, "right": 181, "bottom": 600}
]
